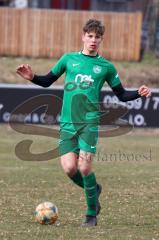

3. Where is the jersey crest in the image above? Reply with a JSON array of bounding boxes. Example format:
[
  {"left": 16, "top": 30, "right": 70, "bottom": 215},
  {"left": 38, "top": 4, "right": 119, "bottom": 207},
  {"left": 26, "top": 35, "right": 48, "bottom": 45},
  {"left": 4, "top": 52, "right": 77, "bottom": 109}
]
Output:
[{"left": 93, "top": 65, "right": 102, "bottom": 74}]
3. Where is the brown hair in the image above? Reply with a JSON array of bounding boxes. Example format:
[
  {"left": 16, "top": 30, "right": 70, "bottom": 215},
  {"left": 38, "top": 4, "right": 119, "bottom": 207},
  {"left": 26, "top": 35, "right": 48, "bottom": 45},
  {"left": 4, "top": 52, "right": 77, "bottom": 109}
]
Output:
[{"left": 83, "top": 19, "right": 105, "bottom": 36}]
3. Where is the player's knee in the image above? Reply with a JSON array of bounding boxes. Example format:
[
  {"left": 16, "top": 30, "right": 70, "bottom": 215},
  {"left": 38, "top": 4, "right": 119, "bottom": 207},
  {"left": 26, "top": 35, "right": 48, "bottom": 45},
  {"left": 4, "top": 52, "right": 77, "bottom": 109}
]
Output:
[
  {"left": 78, "top": 154, "right": 92, "bottom": 176},
  {"left": 62, "top": 164, "right": 77, "bottom": 177},
  {"left": 79, "top": 164, "right": 91, "bottom": 176},
  {"left": 60, "top": 154, "right": 78, "bottom": 177},
  {"left": 67, "top": 165, "right": 77, "bottom": 177}
]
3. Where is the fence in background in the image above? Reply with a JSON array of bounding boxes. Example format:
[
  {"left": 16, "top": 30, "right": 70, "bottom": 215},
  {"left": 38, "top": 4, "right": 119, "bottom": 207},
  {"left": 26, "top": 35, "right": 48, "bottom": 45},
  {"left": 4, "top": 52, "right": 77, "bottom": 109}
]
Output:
[{"left": 0, "top": 7, "right": 142, "bottom": 61}]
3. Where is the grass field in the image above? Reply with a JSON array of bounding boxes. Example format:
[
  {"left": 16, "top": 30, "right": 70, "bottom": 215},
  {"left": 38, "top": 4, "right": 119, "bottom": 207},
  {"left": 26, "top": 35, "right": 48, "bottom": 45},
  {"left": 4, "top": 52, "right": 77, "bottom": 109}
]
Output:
[{"left": 0, "top": 125, "right": 159, "bottom": 240}]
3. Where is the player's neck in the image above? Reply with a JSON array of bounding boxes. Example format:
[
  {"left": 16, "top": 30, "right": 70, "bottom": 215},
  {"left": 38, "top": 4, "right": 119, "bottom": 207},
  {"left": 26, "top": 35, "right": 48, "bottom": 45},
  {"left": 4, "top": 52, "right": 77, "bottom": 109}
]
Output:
[{"left": 82, "top": 49, "right": 98, "bottom": 57}]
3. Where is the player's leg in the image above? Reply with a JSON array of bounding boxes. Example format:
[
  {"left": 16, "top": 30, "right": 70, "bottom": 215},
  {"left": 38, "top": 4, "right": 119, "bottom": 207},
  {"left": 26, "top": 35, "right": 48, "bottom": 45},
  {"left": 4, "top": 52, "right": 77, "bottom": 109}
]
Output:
[
  {"left": 78, "top": 151, "right": 96, "bottom": 216},
  {"left": 78, "top": 124, "right": 102, "bottom": 226},
  {"left": 60, "top": 152, "right": 84, "bottom": 188},
  {"left": 78, "top": 150, "right": 99, "bottom": 226},
  {"left": 59, "top": 124, "right": 84, "bottom": 189},
  {"left": 60, "top": 152, "right": 78, "bottom": 177}
]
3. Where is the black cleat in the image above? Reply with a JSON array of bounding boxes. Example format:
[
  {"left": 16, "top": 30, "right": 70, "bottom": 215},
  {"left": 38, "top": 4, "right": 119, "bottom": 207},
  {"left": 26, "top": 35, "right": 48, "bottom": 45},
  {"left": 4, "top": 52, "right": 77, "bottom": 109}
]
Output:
[
  {"left": 96, "top": 184, "right": 102, "bottom": 215},
  {"left": 81, "top": 215, "right": 97, "bottom": 227}
]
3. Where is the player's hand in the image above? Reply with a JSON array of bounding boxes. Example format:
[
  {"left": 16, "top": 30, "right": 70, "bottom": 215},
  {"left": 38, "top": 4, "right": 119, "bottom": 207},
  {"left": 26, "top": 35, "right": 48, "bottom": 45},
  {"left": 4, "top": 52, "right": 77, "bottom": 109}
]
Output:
[
  {"left": 138, "top": 85, "right": 151, "bottom": 97},
  {"left": 16, "top": 64, "right": 34, "bottom": 81}
]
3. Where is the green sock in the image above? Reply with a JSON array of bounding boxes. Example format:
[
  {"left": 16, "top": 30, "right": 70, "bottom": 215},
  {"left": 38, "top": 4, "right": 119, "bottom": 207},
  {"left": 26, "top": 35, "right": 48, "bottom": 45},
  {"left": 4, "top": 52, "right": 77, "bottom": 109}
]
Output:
[
  {"left": 83, "top": 172, "right": 97, "bottom": 216},
  {"left": 69, "top": 169, "right": 84, "bottom": 188}
]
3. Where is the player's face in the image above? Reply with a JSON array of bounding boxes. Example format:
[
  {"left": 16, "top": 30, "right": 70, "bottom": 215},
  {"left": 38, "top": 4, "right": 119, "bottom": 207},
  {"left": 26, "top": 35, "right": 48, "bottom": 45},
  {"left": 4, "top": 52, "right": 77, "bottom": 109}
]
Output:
[{"left": 82, "top": 32, "right": 103, "bottom": 55}]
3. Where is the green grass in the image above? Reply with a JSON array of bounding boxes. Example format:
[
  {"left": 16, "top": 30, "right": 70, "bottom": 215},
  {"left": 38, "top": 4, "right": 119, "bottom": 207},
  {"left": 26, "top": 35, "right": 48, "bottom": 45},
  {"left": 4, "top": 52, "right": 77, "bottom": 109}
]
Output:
[{"left": 0, "top": 125, "right": 159, "bottom": 240}]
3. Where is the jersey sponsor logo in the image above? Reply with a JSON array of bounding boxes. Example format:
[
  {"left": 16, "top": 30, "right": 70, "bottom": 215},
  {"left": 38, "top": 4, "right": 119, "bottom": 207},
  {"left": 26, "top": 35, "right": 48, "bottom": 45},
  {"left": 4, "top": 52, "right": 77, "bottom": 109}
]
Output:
[
  {"left": 72, "top": 63, "right": 80, "bottom": 67},
  {"left": 64, "top": 74, "right": 95, "bottom": 91},
  {"left": 75, "top": 74, "right": 94, "bottom": 86},
  {"left": 93, "top": 65, "right": 102, "bottom": 74}
]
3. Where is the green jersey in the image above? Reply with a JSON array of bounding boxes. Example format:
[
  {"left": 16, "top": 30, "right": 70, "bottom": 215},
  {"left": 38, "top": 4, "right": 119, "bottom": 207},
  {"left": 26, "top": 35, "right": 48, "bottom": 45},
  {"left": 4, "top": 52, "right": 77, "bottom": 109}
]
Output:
[{"left": 51, "top": 52, "right": 121, "bottom": 125}]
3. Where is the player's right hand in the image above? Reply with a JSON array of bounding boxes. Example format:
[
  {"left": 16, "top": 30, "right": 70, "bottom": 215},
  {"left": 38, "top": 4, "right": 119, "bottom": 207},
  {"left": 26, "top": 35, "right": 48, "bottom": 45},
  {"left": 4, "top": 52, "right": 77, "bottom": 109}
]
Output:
[{"left": 16, "top": 64, "right": 34, "bottom": 81}]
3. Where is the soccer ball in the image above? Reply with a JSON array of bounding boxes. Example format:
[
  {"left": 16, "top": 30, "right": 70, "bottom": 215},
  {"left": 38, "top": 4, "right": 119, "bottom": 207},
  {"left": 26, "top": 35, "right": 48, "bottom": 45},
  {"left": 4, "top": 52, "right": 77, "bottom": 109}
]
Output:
[{"left": 35, "top": 202, "right": 58, "bottom": 225}]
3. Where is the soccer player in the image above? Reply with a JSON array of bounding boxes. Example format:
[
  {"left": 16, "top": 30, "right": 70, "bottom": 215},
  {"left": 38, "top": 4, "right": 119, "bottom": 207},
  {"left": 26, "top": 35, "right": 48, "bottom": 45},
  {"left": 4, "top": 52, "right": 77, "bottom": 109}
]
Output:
[{"left": 16, "top": 19, "right": 151, "bottom": 227}]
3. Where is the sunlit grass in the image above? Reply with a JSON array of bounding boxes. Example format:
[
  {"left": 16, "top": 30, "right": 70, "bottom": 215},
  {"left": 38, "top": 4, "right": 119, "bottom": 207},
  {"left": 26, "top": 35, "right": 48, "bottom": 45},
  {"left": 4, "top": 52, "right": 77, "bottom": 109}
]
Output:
[{"left": 0, "top": 125, "right": 159, "bottom": 240}]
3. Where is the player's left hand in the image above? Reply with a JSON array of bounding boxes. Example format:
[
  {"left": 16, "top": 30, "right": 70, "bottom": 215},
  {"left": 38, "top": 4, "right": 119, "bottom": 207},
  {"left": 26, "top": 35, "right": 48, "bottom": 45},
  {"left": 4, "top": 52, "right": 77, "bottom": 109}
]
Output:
[{"left": 138, "top": 85, "right": 151, "bottom": 97}]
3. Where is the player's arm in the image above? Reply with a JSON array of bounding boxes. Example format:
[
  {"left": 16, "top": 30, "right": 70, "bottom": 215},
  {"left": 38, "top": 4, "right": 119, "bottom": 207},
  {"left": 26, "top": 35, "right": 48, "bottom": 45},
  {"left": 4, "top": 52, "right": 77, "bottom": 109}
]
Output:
[
  {"left": 106, "top": 63, "right": 151, "bottom": 102},
  {"left": 31, "top": 72, "right": 58, "bottom": 87},
  {"left": 112, "top": 83, "right": 140, "bottom": 102},
  {"left": 16, "top": 64, "right": 58, "bottom": 87},
  {"left": 16, "top": 54, "right": 67, "bottom": 87},
  {"left": 112, "top": 83, "right": 151, "bottom": 102}
]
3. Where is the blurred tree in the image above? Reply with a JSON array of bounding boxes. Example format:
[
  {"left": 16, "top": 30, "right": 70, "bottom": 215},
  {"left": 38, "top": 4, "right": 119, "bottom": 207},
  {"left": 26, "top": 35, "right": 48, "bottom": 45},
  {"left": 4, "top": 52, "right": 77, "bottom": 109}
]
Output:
[{"left": 146, "top": 0, "right": 159, "bottom": 52}]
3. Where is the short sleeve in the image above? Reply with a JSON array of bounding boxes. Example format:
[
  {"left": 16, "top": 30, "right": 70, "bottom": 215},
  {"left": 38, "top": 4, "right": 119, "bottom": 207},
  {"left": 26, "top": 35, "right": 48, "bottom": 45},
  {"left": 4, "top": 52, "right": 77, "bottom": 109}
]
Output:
[
  {"left": 106, "top": 63, "right": 121, "bottom": 88},
  {"left": 51, "top": 54, "right": 67, "bottom": 77}
]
